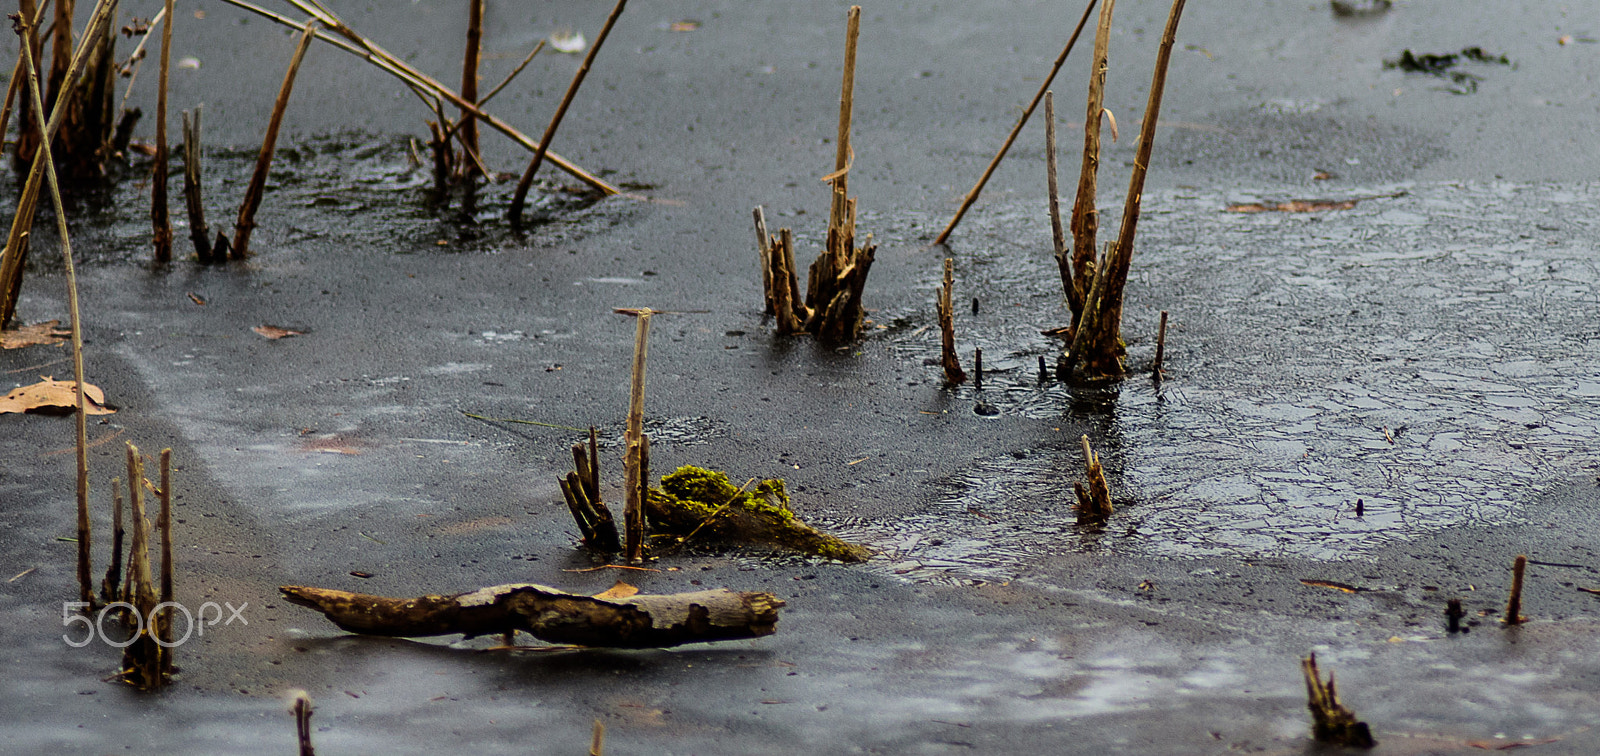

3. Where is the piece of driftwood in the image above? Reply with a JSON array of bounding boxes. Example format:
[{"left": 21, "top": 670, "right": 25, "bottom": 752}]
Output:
[
  {"left": 281, "top": 583, "right": 784, "bottom": 648},
  {"left": 647, "top": 466, "right": 868, "bottom": 562},
  {"left": 1302, "top": 653, "right": 1376, "bottom": 748}
]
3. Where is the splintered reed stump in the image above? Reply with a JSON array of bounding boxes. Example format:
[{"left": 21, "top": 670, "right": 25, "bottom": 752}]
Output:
[
  {"left": 754, "top": 7, "right": 876, "bottom": 346},
  {"left": 1302, "top": 653, "right": 1376, "bottom": 748},
  {"left": 1504, "top": 554, "right": 1527, "bottom": 625},
  {"left": 1075, "top": 435, "right": 1112, "bottom": 523},
  {"left": 937, "top": 258, "right": 966, "bottom": 384}
]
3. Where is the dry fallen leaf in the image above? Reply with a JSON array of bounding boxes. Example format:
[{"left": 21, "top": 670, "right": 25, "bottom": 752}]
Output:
[
  {"left": 0, "top": 320, "right": 70, "bottom": 349},
  {"left": 592, "top": 581, "right": 639, "bottom": 600},
  {"left": 0, "top": 377, "right": 116, "bottom": 415},
  {"left": 1227, "top": 199, "right": 1359, "bottom": 213},
  {"left": 253, "top": 325, "right": 304, "bottom": 340}
]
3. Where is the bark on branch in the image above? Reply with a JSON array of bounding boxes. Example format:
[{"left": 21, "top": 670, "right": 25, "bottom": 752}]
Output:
[{"left": 280, "top": 583, "right": 784, "bottom": 648}]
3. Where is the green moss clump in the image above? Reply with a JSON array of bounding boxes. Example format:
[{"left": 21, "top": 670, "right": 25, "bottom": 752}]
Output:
[{"left": 647, "top": 466, "right": 867, "bottom": 562}]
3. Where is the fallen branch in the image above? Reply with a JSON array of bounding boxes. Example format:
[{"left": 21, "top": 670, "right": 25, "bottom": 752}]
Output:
[{"left": 281, "top": 582, "right": 785, "bottom": 648}]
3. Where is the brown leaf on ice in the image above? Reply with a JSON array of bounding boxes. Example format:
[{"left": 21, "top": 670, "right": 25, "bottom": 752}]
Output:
[
  {"left": 592, "top": 581, "right": 639, "bottom": 600},
  {"left": 0, "top": 321, "right": 70, "bottom": 349},
  {"left": 0, "top": 377, "right": 116, "bottom": 415},
  {"left": 1227, "top": 199, "right": 1359, "bottom": 214},
  {"left": 253, "top": 325, "right": 304, "bottom": 340}
]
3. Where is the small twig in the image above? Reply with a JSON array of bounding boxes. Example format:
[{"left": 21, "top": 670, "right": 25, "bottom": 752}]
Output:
[
  {"left": 590, "top": 718, "right": 605, "bottom": 756},
  {"left": 1504, "top": 554, "right": 1527, "bottom": 625},
  {"left": 676, "top": 478, "right": 757, "bottom": 548},
  {"left": 233, "top": 20, "right": 317, "bottom": 259},
  {"left": 478, "top": 40, "right": 544, "bottom": 106},
  {"left": 560, "top": 564, "right": 660, "bottom": 573},
  {"left": 510, "top": 0, "right": 629, "bottom": 222},
  {"left": 1153, "top": 310, "right": 1168, "bottom": 375},
  {"left": 934, "top": 0, "right": 1100, "bottom": 245},
  {"left": 115, "top": 6, "right": 166, "bottom": 115},
  {"left": 150, "top": 0, "right": 175, "bottom": 263},
  {"left": 460, "top": 411, "right": 587, "bottom": 432}
]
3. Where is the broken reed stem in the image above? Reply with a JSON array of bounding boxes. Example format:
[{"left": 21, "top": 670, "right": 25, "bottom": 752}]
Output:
[
  {"left": 478, "top": 40, "right": 545, "bottom": 107},
  {"left": 1302, "top": 653, "right": 1376, "bottom": 748},
  {"left": 1101, "top": 0, "right": 1188, "bottom": 336},
  {"left": 122, "top": 441, "right": 165, "bottom": 687},
  {"left": 1044, "top": 90, "right": 1074, "bottom": 308},
  {"left": 292, "top": 692, "right": 315, "bottom": 756},
  {"left": 620, "top": 308, "right": 653, "bottom": 563},
  {"left": 181, "top": 108, "right": 214, "bottom": 261},
  {"left": 221, "top": 0, "right": 616, "bottom": 195},
  {"left": 150, "top": 0, "right": 175, "bottom": 263},
  {"left": 1504, "top": 554, "right": 1527, "bottom": 625},
  {"left": 1074, "top": 434, "right": 1113, "bottom": 522},
  {"left": 233, "top": 20, "right": 318, "bottom": 259},
  {"left": 510, "top": 0, "right": 629, "bottom": 222},
  {"left": 0, "top": 0, "right": 119, "bottom": 331},
  {"left": 754, "top": 206, "right": 774, "bottom": 316},
  {"left": 157, "top": 448, "right": 173, "bottom": 657},
  {"left": 933, "top": 0, "right": 1100, "bottom": 246},
  {"left": 1070, "top": 0, "right": 1115, "bottom": 323},
  {"left": 14, "top": 13, "right": 95, "bottom": 607},
  {"left": 832, "top": 6, "right": 860, "bottom": 201},
  {"left": 590, "top": 718, "right": 605, "bottom": 756},
  {"left": 102, "top": 478, "right": 124, "bottom": 604},
  {"left": 973, "top": 346, "right": 984, "bottom": 391},
  {"left": 938, "top": 258, "right": 966, "bottom": 384},
  {"left": 458, "top": 0, "right": 483, "bottom": 181},
  {"left": 1153, "top": 310, "right": 1168, "bottom": 374}
]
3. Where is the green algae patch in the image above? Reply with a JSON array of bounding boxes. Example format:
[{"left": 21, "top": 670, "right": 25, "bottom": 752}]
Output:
[{"left": 645, "top": 466, "right": 868, "bottom": 562}]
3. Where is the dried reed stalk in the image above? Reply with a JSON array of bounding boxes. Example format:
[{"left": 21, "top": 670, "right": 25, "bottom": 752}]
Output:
[
  {"left": 938, "top": 258, "right": 966, "bottom": 384},
  {"left": 510, "top": 0, "right": 629, "bottom": 221},
  {"left": 150, "top": 0, "right": 176, "bottom": 262},
  {"left": 934, "top": 0, "right": 1100, "bottom": 246},
  {"left": 232, "top": 20, "right": 318, "bottom": 259}
]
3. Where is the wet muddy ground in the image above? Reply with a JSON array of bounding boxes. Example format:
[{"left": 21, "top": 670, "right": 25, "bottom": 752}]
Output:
[{"left": 4, "top": 1, "right": 1600, "bottom": 753}]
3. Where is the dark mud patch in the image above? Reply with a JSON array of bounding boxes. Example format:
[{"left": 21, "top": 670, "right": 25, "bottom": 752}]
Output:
[{"left": 9, "top": 133, "right": 634, "bottom": 271}]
